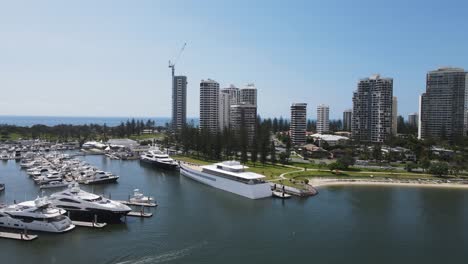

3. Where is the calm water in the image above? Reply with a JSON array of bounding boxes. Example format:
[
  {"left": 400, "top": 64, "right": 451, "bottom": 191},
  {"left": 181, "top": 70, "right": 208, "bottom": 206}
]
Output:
[
  {"left": 0, "top": 115, "right": 199, "bottom": 127},
  {"left": 1, "top": 155, "right": 468, "bottom": 264}
]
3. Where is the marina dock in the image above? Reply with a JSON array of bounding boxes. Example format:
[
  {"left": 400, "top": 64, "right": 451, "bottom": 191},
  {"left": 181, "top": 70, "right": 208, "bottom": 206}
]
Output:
[
  {"left": 72, "top": 221, "right": 107, "bottom": 228},
  {"left": 0, "top": 231, "right": 38, "bottom": 241},
  {"left": 115, "top": 200, "right": 158, "bottom": 207},
  {"left": 127, "top": 211, "right": 153, "bottom": 218}
]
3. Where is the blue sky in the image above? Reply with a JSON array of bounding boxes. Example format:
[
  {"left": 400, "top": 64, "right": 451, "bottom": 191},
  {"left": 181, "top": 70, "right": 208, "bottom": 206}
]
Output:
[{"left": 0, "top": 0, "right": 467, "bottom": 119}]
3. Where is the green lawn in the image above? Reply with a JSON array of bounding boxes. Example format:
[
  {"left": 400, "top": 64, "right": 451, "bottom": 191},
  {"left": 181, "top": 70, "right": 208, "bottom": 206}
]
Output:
[
  {"left": 244, "top": 162, "right": 295, "bottom": 181},
  {"left": 172, "top": 155, "right": 215, "bottom": 165},
  {"left": 284, "top": 169, "right": 436, "bottom": 180}
]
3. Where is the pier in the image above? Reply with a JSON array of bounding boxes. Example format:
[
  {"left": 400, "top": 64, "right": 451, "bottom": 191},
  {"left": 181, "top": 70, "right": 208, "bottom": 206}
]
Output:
[
  {"left": 115, "top": 200, "right": 158, "bottom": 207},
  {"left": 0, "top": 231, "right": 38, "bottom": 241},
  {"left": 127, "top": 211, "right": 153, "bottom": 217},
  {"left": 72, "top": 221, "right": 107, "bottom": 228}
]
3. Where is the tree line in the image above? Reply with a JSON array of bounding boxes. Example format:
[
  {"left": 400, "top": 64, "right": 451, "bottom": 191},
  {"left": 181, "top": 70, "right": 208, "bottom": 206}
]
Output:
[{"left": 0, "top": 119, "right": 161, "bottom": 144}]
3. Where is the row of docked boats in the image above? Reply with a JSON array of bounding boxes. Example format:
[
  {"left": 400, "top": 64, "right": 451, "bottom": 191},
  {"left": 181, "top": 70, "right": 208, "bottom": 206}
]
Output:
[
  {"left": 0, "top": 183, "right": 155, "bottom": 233},
  {"left": 21, "top": 152, "right": 119, "bottom": 188},
  {"left": 0, "top": 141, "right": 78, "bottom": 160}
]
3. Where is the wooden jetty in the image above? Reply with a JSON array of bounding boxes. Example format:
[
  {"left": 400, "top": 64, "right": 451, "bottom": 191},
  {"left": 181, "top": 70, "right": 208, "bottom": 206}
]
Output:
[
  {"left": 72, "top": 221, "right": 107, "bottom": 228},
  {"left": 115, "top": 200, "right": 158, "bottom": 207},
  {"left": 127, "top": 211, "right": 153, "bottom": 218},
  {"left": 0, "top": 231, "right": 38, "bottom": 241}
]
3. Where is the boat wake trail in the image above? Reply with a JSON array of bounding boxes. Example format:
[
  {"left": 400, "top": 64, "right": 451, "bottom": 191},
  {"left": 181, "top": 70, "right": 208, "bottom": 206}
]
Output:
[{"left": 115, "top": 241, "right": 208, "bottom": 264}]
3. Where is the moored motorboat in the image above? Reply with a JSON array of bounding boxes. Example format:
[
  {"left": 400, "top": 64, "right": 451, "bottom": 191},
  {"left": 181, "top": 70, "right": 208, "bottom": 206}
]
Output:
[
  {"left": 129, "top": 189, "right": 154, "bottom": 204},
  {"left": 0, "top": 197, "right": 75, "bottom": 233},
  {"left": 140, "top": 148, "right": 178, "bottom": 170},
  {"left": 272, "top": 190, "right": 292, "bottom": 199},
  {"left": 40, "top": 180, "right": 69, "bottom": 189},
  {"left": 81, "top": 171, "right": 119, "bottom": 184},
  {"left": 49, "top": 183, "right": 131, "bottom": 222}
]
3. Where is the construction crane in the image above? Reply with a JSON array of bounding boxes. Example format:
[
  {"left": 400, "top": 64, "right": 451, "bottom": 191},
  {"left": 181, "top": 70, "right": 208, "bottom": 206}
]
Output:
[{"left": 168, "top": 42, "right": 187, "bottom": 78}]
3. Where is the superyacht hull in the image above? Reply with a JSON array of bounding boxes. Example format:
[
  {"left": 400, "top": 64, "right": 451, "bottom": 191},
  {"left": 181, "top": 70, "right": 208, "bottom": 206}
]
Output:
[
  {"left": 59, "top": 207, "right": 130, "bottom": 223},
  {"left": 140, "top": 159, "right": 178, "bottom": 170},
  {"left": 179, "top": 164, "right": 272, "bottom": 199}
]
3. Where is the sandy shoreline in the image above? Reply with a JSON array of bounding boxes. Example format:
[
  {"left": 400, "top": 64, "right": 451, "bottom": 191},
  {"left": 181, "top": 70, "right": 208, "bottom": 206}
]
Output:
[{"left": 308, "top": 178, "right": 468, "bottom": 189}]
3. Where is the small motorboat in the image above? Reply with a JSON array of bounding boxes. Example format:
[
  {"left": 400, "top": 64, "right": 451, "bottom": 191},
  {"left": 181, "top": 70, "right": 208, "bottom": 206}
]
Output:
[
  {"left": 272, "top": 190, "right": 292, "bottom": 199},
  {"left": 0, "top": 183, "right": 5, "bottom": 192},
  {"left": 129, "top": 189, "right": 154, "bottom": 204},
  {"left": 40, "top": 180, "right": 69, "bottom": 189}
]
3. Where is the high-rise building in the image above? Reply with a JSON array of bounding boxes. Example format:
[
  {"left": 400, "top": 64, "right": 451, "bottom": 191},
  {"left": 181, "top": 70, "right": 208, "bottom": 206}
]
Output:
[
  {"left": 171, "top": 76, "right": 187, "bottom": 131},
  {"left": 199, "top": 79, "right": 220, "bottom": 133},
  {"left": 230, "top": 103, "right": 257, "bottom": 145},
  {"left": 219, "top": 92, "right": 230, "bottom": 130},
  {"left": 352, "top": 74, "right": 393, "bottom": 143},
  {"left": 343, "top": 109, "right": 352, "bottom": 131},
  {"left": 316, "top": 104, "right": 329, "bottom": 134},
  {"left": 408, "top": 112, "right": 419, "bottom": 128},
  {"left": 240, "top": 84, "right": 257, "bottom": 106},
  {"left": 219, "top": 85, "right": 241, "bottom": 130},
  {"left": 419, "top": 67, "right": 468, "bottom": 141},
  {"left": 222, "top": 85, "right": 241, "bottom": 105},
  {"left": 290, "top": 103, "right": 307, "bottom": 146},
  {"left": 392, "top": 97, "right": 398, "bottom": 135}
]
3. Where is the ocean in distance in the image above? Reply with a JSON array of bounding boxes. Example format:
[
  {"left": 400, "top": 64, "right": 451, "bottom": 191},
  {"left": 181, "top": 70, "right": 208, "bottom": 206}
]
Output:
[{"left": 0, "top": 115, "right": 199, "bottom": 127}]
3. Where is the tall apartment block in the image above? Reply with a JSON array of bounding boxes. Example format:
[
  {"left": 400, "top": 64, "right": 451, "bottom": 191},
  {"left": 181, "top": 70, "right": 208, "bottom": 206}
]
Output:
[
  {"left": 199, "top": 79, "right": 220, "bottom": 133},
  {"left": 419, "top": 67, "right": 468, "bottom": 141},
  {"left": 290, "top": 103, "right": 307, "bottom": 146},
  {"left": 220, "top": 85, "right": 241, "bottom": 130},
  {"left": 230, "top": 103, "right": 257, "bottom": 145},
  {"left": 240, "top": 84, "right": 257, "bottom": 106},
  {"left": 222, "top": 85, "right": 241, "bottom": 105},
  {"left": 219, "top": 92, "right": 230, "bottom": 130},
  {"left": 343, "top": 109, "right": 352, "bottom": 131},
  {"left": 352, "top": 74, "right": 393, "bottom": 143},
  {"left": 172, "top": 76, "right": 187, "bottom": 131},
  {"left": 408, "top": 112, "right": 419, "bottom": 127},
  {"left": 392, "top": 96, "right": 398, "bottom": 135},
  {"left": 316, "top": 104, "right": 329, "bottom": 134}
]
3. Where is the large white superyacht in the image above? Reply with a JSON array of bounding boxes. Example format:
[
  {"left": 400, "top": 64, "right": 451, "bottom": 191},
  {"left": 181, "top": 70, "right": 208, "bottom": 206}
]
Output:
[
  {"left": 179, "top": 161, "right": 272, "bottom": 199},
  {"left": 0, "top": 197, "right": 75, "bottom": 233}
]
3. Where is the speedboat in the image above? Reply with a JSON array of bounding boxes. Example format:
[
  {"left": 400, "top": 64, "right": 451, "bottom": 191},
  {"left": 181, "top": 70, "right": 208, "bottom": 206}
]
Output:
[
  {"left": 129, "top": 189, "right": 154, "bottom": 204},
  {"left": 0, "top": 197, "right": 75, "bottom": 233},
  {"left": 0, "top": 183, "right": 4, "bottom": 192},
  {"left": 140, "top": 148, "right": 178, "bottom": 170},
  {"left": 0, "top": 151, "right": 9, "bottom": 160},
  {"left": 80, "top": 170, "right": 119, "bottom": 184},
  {"left": 34, "top": 172, "right": 63, "bottom": 185},
  {"left": 272, "top": 190, "right": 292, "bottom": 199},
  {"left": 49, "top": 183, "right": 131, "bottom": 222},
  {"left": 40, "top": 180, "right": 69, "bottom": 189}
]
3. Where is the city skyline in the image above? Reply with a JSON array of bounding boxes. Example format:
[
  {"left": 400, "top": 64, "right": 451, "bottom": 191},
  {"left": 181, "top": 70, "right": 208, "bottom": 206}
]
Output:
[{"left": 1, "top": 1, "right": 468, "bottom": 119}]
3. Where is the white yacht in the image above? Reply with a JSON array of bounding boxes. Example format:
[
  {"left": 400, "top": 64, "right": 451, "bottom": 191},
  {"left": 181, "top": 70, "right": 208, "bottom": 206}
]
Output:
[
  {"left": 179, "top": 161, "right": 272, "bottom": 199},
  {"left": 0, "top": 197, "right": 75, "bottom": 233},
  {"left": 49, "top": 183, "right": 131, "bottom": 221},
  {"left": 140, "top": 149, "right": 178, "bottom": 170},
  {"left": 129, "top": 189, "right": 154, "bottom": 204},
  {"left": 80, "top": 170, "right": 119, "bottom": 185},
  {"left": 40, "top": 180, "right": 69, "bottom": 189}
]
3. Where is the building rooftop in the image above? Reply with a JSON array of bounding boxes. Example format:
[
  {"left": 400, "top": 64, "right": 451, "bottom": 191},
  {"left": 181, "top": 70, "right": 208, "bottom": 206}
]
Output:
[
  {"left": 431, "top": 67, "right": 465, "bottom": 73},
  {"left": 311, "top": 134, "right": 349, "bottom": 141}
]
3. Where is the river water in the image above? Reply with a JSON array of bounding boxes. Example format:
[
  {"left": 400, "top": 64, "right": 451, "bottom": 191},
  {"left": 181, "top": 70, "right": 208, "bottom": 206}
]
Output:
[{"left": 1, "top": 155, "right": 468, "bottom": 264}]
